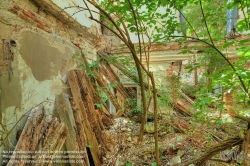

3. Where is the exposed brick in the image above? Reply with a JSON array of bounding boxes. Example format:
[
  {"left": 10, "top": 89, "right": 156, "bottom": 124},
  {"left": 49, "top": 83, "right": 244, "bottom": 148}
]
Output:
[
  {"left": 56, "top": 19, "right": 66, "bottom": 32},
  {"left": 151, "top": 45, "right": 165, "bottom": 51},
  {"left": 9, "top": 3, "right": 54, "bottom": 34},
  {"left": 45, "top": 13, "right": 55, "bottom": 24},
  {"left": 23, "top": 10, "right": 40, "bottom": 23},
  {"left": 18, "top": 11, "right": 29, "bottom": 20},
  {"left": 169, "top": 44, "right": 181, "bottom": 50},
  {"left": 11, "top": 3, "right": 20, "bottom": 10},
  {"left": 37, "top": 24, "right": 52, "bottom": 33}
]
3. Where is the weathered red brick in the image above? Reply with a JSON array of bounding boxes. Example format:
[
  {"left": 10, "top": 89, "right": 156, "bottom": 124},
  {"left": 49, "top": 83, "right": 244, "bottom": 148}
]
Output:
[
  {"left": 18, "top": 11, "right": 29, "bottom": 20},
  {"left": 56, "top": 19, "right": 66, "bottom": 31},
  {"left": 36, "top": 24, "right": 52, "bottom": 33},
  {"left": 45, "top": 13, "right": 55, "bottom": 24},
  {"left": 11, "top": 3, "right": 20, "bottom": 10},
  {"left": 23, "top": 10, "right": 39, "bottom": 22},
  {"left": 169, "top": 44, "right": 181, "bottom": 50}
]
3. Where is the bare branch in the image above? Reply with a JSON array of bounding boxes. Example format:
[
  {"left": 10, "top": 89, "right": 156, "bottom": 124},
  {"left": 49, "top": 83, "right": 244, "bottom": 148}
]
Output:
[
  {"left": 199, "top": 0, "right": 215, "bottom": 46},
  {"left": 85, "top": 0, "right": 128, "bottom": 42},
  {"left": 127, "top": 0, "right": 143, "bottom": 61}
]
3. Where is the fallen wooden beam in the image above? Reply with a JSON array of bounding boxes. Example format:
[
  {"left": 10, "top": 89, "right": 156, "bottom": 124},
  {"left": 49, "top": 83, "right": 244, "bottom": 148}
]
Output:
[
  {"left": 92, "top": 68, "right": 124, "bottom": 117},
  {"left": 75, "top": 70, "right": 114, "bottom": 151},
  {"left": 179, "top": 89, "right": 194, "bottom": 104}
]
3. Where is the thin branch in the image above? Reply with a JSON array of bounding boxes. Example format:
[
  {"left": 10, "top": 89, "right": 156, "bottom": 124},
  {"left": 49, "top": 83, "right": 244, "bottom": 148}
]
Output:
[
  {"left": 127, "top": 0, "right": 143, "bottom": 61},
  {"left": 113, "top": 0, "right": 131, "bottom": 40},
  {"left": 136, "top": 10, "right": 152, "bottom": 65},
  {"left": 178, "top": 9, "right": 199, "bottom": 38},
  {"left": 88, "top": 16, "right": 124, "bottom": 43},
  {"left": 61, "top": 6, "right": 99, "bottom": 14},
  {"left": 199, "top": 0, "right": 215, "bottom": 46},
  {"left": 83, "top": 0, "right": 127, "bottom": 41},
  {"left": 82, "top": 0, "right": 94, "bottom": 18},
  {"left": 84, "top": 0, "right": 151, "bottom": 77},
  {"left": 85, "top": 0, "right": 128, "bottom": 42}
]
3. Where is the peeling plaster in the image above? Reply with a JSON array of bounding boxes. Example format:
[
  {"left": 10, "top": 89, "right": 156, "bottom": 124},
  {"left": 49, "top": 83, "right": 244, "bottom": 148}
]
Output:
[
  {"left": 19, "top": 31, "right": 73, "bottom": 81},
  {"left": 14, "top": 30, "right": 78, "bottom": 115},
  {"left": 0, "top": 29, "right": 79, "bottom": 147}
]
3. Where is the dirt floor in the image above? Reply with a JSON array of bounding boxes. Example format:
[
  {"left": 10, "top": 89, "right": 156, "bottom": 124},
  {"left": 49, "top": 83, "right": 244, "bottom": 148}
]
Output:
[{"left": 102, "top": 111, "right": 249, "bottom": 166}]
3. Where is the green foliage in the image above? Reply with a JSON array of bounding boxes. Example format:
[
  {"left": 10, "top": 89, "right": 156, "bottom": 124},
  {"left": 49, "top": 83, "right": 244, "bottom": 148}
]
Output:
[
  {"left": 91, "top": 0, "right": 250, "bottom": 128},
  {"left": 94, "top": 103, "right": 102, "bottom": 108},
  {"left": 100, "top": 0, "right": 181, "bottom": 44},
  {"left": 161, "top": 155, "right": 167, "bottom": 160},
  {"left": 205, "top": 134, "right": 213, "bottom": 142},
  {"left": 88, "top": 60, "right": 99, "bottom": 69},
  {"left": 151, "top": 162, "right": 157, "bottom": 166},
  {"left": 124, "top": 162, "right": 133, "bottom": 166},
  {"left": 185, "top": 0, "right": 226, "bottom": 39},
  {"left": 126, "top": 98, "right": 142, "bottom": 115}
]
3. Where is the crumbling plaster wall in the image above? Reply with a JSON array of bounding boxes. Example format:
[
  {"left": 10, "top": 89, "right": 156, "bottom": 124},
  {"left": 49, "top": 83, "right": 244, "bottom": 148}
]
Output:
[{"left": 0, "top": 0, "right": 100, "bottom": 157}]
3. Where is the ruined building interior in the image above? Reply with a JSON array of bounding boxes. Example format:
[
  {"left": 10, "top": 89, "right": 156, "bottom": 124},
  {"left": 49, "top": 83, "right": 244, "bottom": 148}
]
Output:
[{"left": 0, "top": 0, "right": 249, "bottom": 166}]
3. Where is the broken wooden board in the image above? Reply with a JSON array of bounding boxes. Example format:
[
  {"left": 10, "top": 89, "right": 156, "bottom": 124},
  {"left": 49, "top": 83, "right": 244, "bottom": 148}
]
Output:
[
  {"left": 67, "top": 70, "right": 102, "bottom": 166},
  {"left": 55, "top": 93, "right": 88, "bottom": 166},
  {"left": 99, "top": 62, "right": 130, "bottom": 99},
  {"left": 92, "top": 68, "right": 124, "bottom": 118},
  {"left": 74, "top": 70, "right": 114, "bottom": 151}
]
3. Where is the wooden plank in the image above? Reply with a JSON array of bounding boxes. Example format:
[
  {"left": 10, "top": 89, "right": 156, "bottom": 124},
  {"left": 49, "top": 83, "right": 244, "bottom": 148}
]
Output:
[
  {"left": 67, "top": 70, "right": 101, "bottom": 166},
  {"left": 55, "top": 94, "right": 88, "bottom": 166},
  {"left": 99, "top": 62, "right": 130, "bottom": 99},
  {"left": 76, "top": 70, "right": 112, "bottom": 150},
  {"left": 92, "top": 69, "right": 124, "bottom": 116}
]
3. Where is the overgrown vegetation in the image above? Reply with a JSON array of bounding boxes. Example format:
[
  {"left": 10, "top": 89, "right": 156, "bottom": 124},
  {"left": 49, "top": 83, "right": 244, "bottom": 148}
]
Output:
[{"left": 68, "top": 0, "right": 250, "bottom": 165}]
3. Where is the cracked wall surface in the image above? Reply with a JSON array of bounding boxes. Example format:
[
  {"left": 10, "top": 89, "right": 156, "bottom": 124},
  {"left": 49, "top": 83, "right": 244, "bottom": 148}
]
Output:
[{"left": 0, "top": 0, "right": 99, "bottom": 160}]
